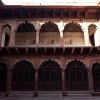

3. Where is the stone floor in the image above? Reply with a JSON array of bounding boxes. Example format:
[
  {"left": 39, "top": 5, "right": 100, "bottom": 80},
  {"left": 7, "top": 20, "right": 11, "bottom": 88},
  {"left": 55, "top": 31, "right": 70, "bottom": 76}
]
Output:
[{"left": 0, "top": 91, "right": 100, "bottom": 100}]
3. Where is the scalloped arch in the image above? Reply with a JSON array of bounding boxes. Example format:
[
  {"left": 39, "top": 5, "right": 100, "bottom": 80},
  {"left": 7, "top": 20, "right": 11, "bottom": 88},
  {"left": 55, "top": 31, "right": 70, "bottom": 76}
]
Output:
[
  {"left": 64, "top": 22, "right": 83, "bottom": 32},
  {"left": 40, "top": 21, "right": 59, "bottom": 32},
  {"left": 16, "top": 21, "right": 36, "bottom": 32}
]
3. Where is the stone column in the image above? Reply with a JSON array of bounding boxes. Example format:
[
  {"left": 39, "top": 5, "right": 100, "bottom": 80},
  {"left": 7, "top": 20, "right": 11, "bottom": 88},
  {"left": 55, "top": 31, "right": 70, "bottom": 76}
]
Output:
[
  {"left": 34, "top": 58, "right": 40, "bottom": 96},
  {"left": 88, "top": 68, "right": 94, "bottom": 93},
  {"left": 5, "top": 68, "right": 12, "bottom": 97},
  {"left": 5, "top": 61, "right": 13, "bottom": 97},
  {"left": 0, "top": 23, "right": 3, "bottom": 47},
  {"left": 31, "top": 21, "right": 41, "bottom": 46},
  {"left": 86, "top": 57, "right": 94, "bottom": 93},
  {"left": 0, "top": 24, "right": 3, "bottom": 47},
  {"left": 80, "top": 22, "right": 90, "bottom": 46},
  {"left": 34, "top": 69, "right": 39, "bottom": 96},
  {"left": 61, "top": 57, "right": 67, "bottom": 96},
  {"left": 57, "top": 20, "right": 64, "bottom": 47},
  {"left": 9, "top": 22, "right": 17, "bottom": 46},
  {"left": 62, "top": 70, "right": 67, "bottom": 96}
]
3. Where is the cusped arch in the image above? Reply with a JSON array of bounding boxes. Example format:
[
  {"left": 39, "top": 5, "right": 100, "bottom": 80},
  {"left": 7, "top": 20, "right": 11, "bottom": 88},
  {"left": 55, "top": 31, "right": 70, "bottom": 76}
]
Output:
[
  {"left": 39, "top": 60, "right": 62, "bottom": 91},
  {"left": 64, "top": 22, "right": 83, "bottom": 32},
  {"left": 2, "top": 24, "right": 11, "bottom": 30},
  {"left": 12, "top": 60, "right": 35, "bottom": 91},
  {"left": 16, "top": 21, "right": 36, "bottom": 32},
  {"left": 66, "top": 59, "right": 86, "bottom": 69},
  {"left": 92, "top": 62, "right": 100, "bottom": 92},
  {"left": 40, "top": 21, "right": 59, "bottom": 32},
  {"left": 14, "top": 60, "right": 34, "bottom": 69},
  {"left": 65, "top": 59, "right": 88, "bottom": 91},
  {"left": 40, "top": 60, "right": 61, "bottom": 69}
]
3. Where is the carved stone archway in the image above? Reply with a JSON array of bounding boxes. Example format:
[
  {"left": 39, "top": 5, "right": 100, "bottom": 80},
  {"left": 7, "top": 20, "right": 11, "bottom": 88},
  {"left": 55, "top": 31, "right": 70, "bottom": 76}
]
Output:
[
  {"left": 39, "top": 60, "right": 62, "bottom": 91},
  {"left": 65, "top": 59, "right": 88, "bottom": 91},
  {"left": 11, "top": 60, "right": 35, "bottom": 91},
  {"left": 92, "top": 62, "right": 100, "bottom": 92}
]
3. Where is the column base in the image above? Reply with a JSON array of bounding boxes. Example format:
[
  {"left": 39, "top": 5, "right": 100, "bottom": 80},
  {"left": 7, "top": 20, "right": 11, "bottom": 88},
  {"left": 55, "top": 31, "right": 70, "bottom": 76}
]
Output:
[
  {"left": 34, "top": 91, "right": 38, "bottom": 97},
  {"left": 62, "top": 91, "right": 67, "bottom": 96}
]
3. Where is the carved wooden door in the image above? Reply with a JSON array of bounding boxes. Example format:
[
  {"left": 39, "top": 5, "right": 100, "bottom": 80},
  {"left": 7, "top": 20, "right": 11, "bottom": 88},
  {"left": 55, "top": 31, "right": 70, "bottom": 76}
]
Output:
[
  {"left": 39, "top": 60, "right": 62, "bottom": 91},
  {"left": 65, "top": 60, "right": 88, "bottom": 91},
  {"left": 92, "top": 63, "right": 100, "bottom": 92},
  {"left": 11, "top": 60, "right": 35, "bottom": 91},
  {"left": 0, "top": 63, "right": 7, "bottom": 92}
]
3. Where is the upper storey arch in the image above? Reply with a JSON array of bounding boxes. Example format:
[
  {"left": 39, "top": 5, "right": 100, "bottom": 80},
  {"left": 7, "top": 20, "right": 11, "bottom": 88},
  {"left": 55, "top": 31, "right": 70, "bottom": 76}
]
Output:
[
  {"left": 15, "top": 21, "right": 36, "bottom": 45},
  {"left": 1, "top": 24, "right": 11, "bottom": 47},
  {"left": 63, "top": 22, "right": 85, "bottom": 45},
  {"left": 63, "top": 22, "right": 83, "bottom": 32},
  {"left": 88, "top": 24, "right": 97, "bottom": 46},
  {"left": 39, "top": 21, "right": 60, "bottom": 45},
  {"left": 40, "top": 21, "right": 59, "bottom": 32}
]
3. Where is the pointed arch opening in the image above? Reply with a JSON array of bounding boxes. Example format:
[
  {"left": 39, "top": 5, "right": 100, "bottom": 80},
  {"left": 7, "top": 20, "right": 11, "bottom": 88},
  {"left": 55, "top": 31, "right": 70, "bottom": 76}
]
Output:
[
  {"left": 0, "top": 62, "right": 7, "bottom": 92},
  {"left": 63, "top": 22, "right": 85, "bottom": 45},
  {"left": 2, "top": 24, "right": 11, "bottom": 47},
  {"left": 65, "top": 59, "right": 88, "bottom": 91},
  {"left": 88, "top": 24, "right": 97, "bottom": 46},
  {"left": 15, "top": 21, "right": 36, "bottom": 46},
  {"left": 39, "top": 60, "right": 62, "bottom": 91},
  {"left": 11, "top": 60, "right": 35, "bottom": 91},
  {"left": 92, "top": 62, "right": 100, "bottom": 92},
  {"left": 39, "top": 21, "right": 60, "bottom": 45}
]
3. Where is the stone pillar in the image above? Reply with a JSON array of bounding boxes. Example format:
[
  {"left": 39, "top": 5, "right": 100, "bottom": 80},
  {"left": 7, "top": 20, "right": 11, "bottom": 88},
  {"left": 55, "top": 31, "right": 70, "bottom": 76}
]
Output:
[
  {"left": 5, "top": 68, "right": 12, "bottom": 97},
  {"left": 80, "top": 22, "right": 90, "bottom": 46},
  {"left": 61, "top": 57, "right": 67, "bottom": 96},
  {"left": 9, "top": 22, "right": 17, "bottom": 46},
  {"left": 36, "top": 30, "right": 40, "bottom": 46},
  {"left": 31, "top": 20, "right": 41, "bottom": 46},
  {"left": 86, "top": 57, "right": 94, "bottom": 93},
  {"left": 5, "top": 61, "right": 13, "bottom": 97},
  {"left": 0, "top": 24, "right": 3, "bottom": 47},
  {"left": 34, "top": 69, "right": 38, "bottom": 96},
  {"left": 57, "top": 20, "right": 64, "bottom": 47},
  {"left": 34, "top": 58, "right": 40, "bottom": 96},
  {"left": 62, "top": 70, "right": 67, "bottom": 96},
  {"left": 88, "top": 68, "right": 94, "bottom": 93},
  {"left": 0, "top": 23, "right": 3, "bottom": 47}
]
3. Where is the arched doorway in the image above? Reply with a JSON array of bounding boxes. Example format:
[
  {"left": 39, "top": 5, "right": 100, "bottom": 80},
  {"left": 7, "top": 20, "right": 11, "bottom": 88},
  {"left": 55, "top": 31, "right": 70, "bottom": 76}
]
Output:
[
  {"left": 92, "top": 62, "right": 100, "bottom": 92},
  {"left": 11, "top": 60, "right": 35, "bottom": 91},
  {"left": 39, "top": 60, "right": 62, "bottom": 91},
  {"left": 0, "top": 62, "right": 7, "bottom": 92},
  {"left": 15, "top": 21, "right": 36, "bottom": 45},
  {"left": 63, "top": 22, "right": 85, "bottom": 45},
  {"left": 39, "top": 21, "right": 60, "bottom": 45},
  {"left": 65, "top": 59, "right": 88, "bottom": 91}
]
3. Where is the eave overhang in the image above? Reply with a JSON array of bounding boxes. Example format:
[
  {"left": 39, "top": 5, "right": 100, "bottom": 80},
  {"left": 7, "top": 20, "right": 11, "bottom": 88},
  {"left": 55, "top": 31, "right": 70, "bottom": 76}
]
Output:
[{"left": 0, "top": 46, "right": 100, "bottom": 56}]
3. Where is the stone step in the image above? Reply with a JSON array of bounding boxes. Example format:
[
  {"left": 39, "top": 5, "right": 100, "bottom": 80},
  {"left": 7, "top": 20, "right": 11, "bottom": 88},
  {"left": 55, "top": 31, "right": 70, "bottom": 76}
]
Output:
[
  {"left": 9, "top": 91, "right": 34, "bottom": 98},
  {"left": 38, "top": 91, "right": 63, "bottom": 99},
  {"left": 67, "top": 91, "right": 93, "bottom": 99}
]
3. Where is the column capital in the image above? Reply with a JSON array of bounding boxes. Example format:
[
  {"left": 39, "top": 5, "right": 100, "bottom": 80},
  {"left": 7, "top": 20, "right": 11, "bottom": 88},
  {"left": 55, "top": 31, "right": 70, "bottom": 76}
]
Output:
[
  {"left": 57, "top": 20, "right": 64, "bottom": 32},
  {"left": 30, "top": 20, "right": 41, "bottom": 32}
]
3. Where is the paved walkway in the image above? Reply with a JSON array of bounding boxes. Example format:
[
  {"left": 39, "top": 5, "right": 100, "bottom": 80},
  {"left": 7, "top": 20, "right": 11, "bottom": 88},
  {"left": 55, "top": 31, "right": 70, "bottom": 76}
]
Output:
[{"left": 0, "top": 91, "right": 100, "bottom": 100}]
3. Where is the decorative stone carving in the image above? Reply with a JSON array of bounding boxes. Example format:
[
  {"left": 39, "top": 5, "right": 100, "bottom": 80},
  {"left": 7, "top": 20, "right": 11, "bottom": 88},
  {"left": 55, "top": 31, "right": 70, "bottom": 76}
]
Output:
[{"left": 40, "top": 21, "right": 59, "bottom": 32}]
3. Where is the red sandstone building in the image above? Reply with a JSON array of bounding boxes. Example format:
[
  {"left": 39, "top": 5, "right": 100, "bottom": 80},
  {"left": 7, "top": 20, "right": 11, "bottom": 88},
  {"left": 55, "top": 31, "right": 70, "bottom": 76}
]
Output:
[{"left": 0, "top": 0, "right": 100, "bottom": 97}]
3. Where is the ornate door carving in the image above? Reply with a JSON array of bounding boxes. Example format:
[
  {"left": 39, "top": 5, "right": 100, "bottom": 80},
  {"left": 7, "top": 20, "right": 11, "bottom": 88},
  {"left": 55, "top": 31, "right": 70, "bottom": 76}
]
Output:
[
  {"left": 39, "top": 60, "right": 62, "bottom": 91},
  {"left": 11, "top": 60, "right": 35, "bottom": 91},
  {"left": 92, "top": 62, "right": 100, "bottom": 92},
  {"left": 65, "top": 59, "right": 88, "bottom": 91},
  {"left": 0, "top": 63, "right": 7, "bottom": 92}
]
